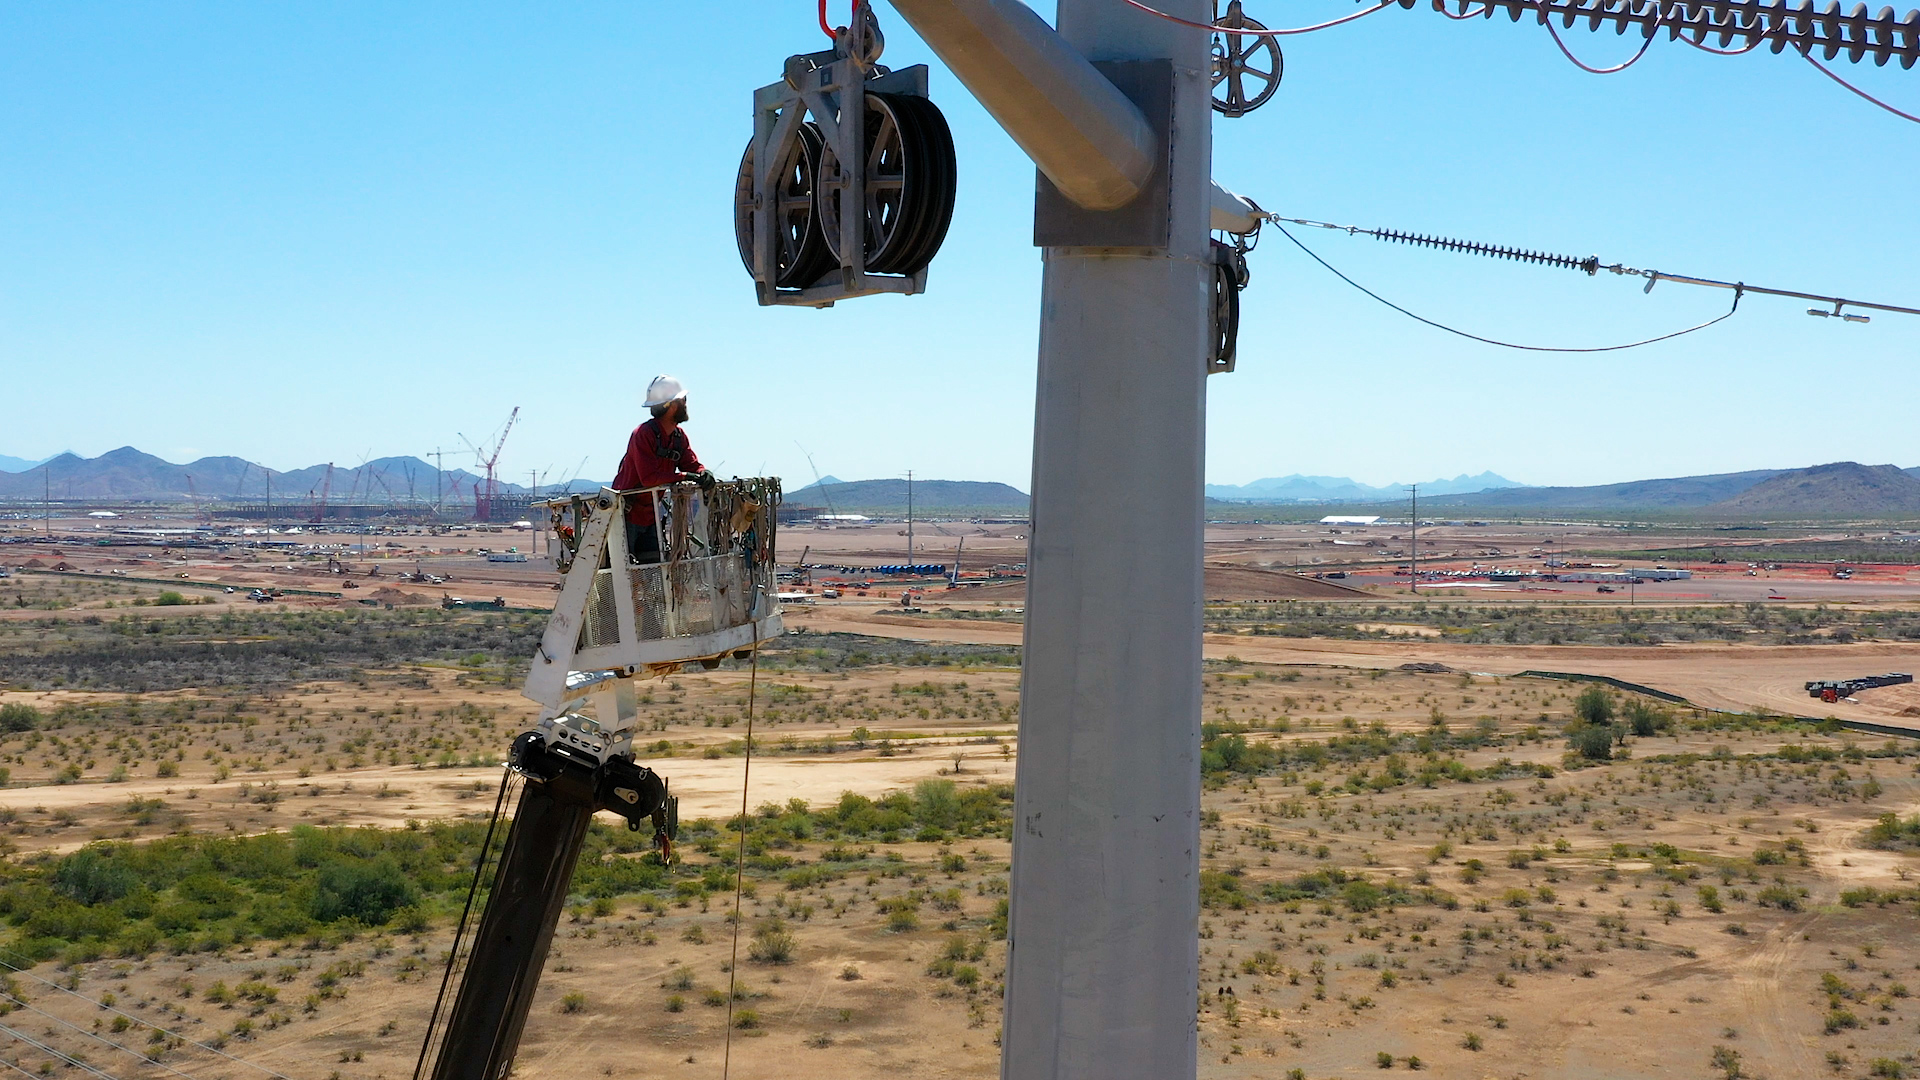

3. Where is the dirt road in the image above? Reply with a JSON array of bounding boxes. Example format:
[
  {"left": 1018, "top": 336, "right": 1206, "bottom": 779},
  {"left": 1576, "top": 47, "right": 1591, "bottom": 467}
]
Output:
[{"left": 794, "top": 605, "right": 1920, "bottom": 728}]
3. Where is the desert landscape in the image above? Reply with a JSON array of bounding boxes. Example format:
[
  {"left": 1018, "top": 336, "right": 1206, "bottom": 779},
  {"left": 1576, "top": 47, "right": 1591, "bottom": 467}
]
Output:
[{"left": 3, "top": 506, "right": 1920, "bottom": 1080}]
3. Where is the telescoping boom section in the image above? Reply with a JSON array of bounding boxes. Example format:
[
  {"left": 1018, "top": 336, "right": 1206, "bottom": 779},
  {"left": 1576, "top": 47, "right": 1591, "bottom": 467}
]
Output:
[{"left": 416, "top": 479, "right": 782, "bottom": 1080}]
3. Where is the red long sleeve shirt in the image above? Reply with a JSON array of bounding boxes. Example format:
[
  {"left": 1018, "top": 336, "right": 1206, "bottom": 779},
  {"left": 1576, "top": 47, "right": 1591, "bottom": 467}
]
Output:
[{"left": 611, "top": 419, "right": 703, "bottom": 526}]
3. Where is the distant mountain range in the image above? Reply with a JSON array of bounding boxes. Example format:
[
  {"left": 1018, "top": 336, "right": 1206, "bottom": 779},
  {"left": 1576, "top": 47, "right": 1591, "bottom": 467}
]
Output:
[
  {"left": 1416, "top": 461, "right": 1920, "bottom": 517},
  {"left": 1714, "top": 463, "right": 1920, "bottom": 516},
  {"left": 788, "top": 477, "right": 1028, "bottom": 514},
  {"left": 1205, "top": 472, "right": 1523, "bottom": 504},
  {"left": 0, "top": 454, "right": 55, "bottom": 474},
  {"left": 0, "top": 447, "right": 604, "bottom": 504},
  {"left": 10, "top": 450, "right": 1920, "bottom": 519}
]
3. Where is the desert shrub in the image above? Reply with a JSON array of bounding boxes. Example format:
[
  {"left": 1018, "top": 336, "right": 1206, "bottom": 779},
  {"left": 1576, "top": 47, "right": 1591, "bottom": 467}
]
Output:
[
  {"left": 1201, "top": 870, "right": 1248, "bottom": 911},
  {"left": 310, "top": 857, "right": 417, "bottom": 925},
  {"left": 154, "top": 592, "right": 188, "bottom": 607},
  {"left": 1574, "top": 685, "right": 1615, "bottom": 726},
  {"left": 1343, "top": 881, "right": 1385, "bottom": 913},
  {"left": 1624, "top": 699, "right": 1668, "bottom": 737},
  {"left": 748, "top": 918, "right": 795, "bottom": 963},
  {"left": 1864, "top": 812, "right": 1920, "bottom": 850},
  {"left": 0, "top": 704, "right": 39, "bottom": 732},
  {"left": 52, "top": 846, "right": 139, "bottom": 905},
  {"left": 1567, "top": 725, "right": 1615, "bottom": 761}
]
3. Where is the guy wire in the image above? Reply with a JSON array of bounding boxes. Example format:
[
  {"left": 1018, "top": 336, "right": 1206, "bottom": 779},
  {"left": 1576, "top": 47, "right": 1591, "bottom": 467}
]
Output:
[
  {"left": 722, "top": 645, "right": 761, "bottom": 1080},
  {"left": 414, "top": 765, "right": 520, "bottom": 1080}
]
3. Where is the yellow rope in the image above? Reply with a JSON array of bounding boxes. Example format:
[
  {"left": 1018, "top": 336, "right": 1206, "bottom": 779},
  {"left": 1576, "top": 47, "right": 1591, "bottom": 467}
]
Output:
[{"left": 721, "top": 645, "right": 759, "bottom": 1080}]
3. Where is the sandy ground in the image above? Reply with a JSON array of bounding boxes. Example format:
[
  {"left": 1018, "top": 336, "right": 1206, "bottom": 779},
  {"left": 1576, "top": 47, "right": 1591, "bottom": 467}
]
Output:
[
  {"left": 5, "top": 694, "right": 1917, "bottom": 1080},
  {"left": 790, "top": 603, "right": 1920, "bottom": 728}
]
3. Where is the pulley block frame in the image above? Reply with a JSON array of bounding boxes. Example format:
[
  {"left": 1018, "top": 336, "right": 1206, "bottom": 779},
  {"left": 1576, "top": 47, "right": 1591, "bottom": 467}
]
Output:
[{"left": 744, "top": 8, "right": 954, "bottom": 307}]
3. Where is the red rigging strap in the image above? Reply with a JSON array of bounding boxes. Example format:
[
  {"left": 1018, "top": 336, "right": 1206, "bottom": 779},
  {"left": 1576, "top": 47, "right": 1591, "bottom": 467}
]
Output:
[
  {"left": 1798, "top": 45, "right": 1920, "bottom": 122},
  {"left": 1118, "top": 0, "right": 1400, "bottom": 35},
  {"left": 820, "top": 0, "right": 860, "bottom": 38},
  {"left": 1543, "top": 0, "right": 1664, "bottom": 72}
]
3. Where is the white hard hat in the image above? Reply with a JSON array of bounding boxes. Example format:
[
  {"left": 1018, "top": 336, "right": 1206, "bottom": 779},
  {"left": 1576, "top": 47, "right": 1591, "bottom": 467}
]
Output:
[{"left": 644, "top": 375, "right": 687, "bottom": 408}]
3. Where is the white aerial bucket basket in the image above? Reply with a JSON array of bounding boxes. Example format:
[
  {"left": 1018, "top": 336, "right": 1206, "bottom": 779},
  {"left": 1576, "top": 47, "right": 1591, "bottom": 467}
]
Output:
[{"left": 522, "top": 479, "right": 784, "bottom": 742}]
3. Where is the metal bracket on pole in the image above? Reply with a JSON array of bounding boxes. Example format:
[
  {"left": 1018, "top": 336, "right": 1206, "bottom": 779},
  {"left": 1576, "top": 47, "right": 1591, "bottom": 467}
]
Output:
[{"left": 1034, "top": 60, "right": 1174, "bottom": 248}]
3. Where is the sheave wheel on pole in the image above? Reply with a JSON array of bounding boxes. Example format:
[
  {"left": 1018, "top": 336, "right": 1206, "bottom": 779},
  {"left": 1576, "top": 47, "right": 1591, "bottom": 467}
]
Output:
[{"left": 1211, "top": 0, "right": 1283, "bottom": 117}]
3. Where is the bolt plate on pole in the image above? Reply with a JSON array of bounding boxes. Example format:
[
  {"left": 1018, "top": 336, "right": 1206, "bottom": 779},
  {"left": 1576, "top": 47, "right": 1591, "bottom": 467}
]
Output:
[{"left": 1033, "top": 59, "right": 1175, "bottom": 249}]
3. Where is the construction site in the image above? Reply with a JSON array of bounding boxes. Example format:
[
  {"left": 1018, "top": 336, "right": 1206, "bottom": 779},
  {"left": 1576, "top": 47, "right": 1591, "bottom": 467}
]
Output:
[{"left": 4, "top": 0, "right": 1919, "bottom": 1079}]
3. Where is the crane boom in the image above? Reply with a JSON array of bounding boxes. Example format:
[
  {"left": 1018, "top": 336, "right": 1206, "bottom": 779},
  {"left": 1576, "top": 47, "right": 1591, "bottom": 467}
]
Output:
[{"left": 467, "top": 407, "right": 521, "bottom": 522}]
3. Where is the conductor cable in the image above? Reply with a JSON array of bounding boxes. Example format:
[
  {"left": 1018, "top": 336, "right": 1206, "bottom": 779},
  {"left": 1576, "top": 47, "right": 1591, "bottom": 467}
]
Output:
[
  {"left": 0, "top": 951, "right": 294, "bottom": 1080},
  {"left": 1271, "top": 221, "right": 1742, "bottom": 351}
]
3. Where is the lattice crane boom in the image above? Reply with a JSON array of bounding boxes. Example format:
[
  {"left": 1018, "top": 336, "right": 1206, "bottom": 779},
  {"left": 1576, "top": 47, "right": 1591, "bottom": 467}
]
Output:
[{"left": 461, "top": 406, "right": 520, "bottom": 522}]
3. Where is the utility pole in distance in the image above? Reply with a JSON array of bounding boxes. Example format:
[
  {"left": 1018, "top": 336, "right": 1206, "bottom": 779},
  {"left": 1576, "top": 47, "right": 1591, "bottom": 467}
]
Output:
[
  {"left": 1409, "top": 484, "right": 1417, "bottom": 594},
  {"left": 886, "top": 3, "right": 1211, "bottom": 1078}
]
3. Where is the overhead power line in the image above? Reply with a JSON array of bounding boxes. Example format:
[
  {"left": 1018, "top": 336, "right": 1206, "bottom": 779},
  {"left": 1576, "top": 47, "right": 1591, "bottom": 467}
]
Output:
[
  {"left": 1122, "top": 0, "right": 1919, "bottom": 65},
  {"left": 1268, "top": 221, "right": 1744, "bottom": 351},
  {"left": 1269, "top": 214, "right": 1920, "bottom": 322},
  {"left": 0, "top": 1021, "right": 125, "bottom": 1080},
  {"left": 0, "top": 950, "right": 295, "bottom": 1080},
  {"left": 1122, "top": 0, "right": 1919, "bottom": 121},
  {"left": 0, "top": 992, "right": 205, "bottom": 1080}
]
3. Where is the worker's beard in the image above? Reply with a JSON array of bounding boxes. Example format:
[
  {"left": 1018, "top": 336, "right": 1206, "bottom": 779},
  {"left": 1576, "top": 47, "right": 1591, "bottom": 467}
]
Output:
[{"left": 673, "top": 400, "right": 689, "bottom": 423}]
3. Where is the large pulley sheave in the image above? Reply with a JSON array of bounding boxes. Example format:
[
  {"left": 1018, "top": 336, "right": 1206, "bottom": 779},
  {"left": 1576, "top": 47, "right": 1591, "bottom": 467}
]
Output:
[
  {"left": 818, "top": 92, "right": 956, "bottom": 276},
  {"left": 1211, "top": 0, "right": 1283, "bottom": 116},
  {"left": 734, "top": 92, "right": 955, "bottom": 287},
  {"left": 734, "top": 122, "right": 836, "bottom": 288}
]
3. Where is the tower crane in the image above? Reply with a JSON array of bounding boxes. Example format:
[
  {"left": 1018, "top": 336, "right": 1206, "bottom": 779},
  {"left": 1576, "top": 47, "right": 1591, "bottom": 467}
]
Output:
[
  {"left": 461, "top": 407, "right": 520, "bottom": 523},
  {"left": 309, "top": 463, "right": 334, "bottom": 525}
]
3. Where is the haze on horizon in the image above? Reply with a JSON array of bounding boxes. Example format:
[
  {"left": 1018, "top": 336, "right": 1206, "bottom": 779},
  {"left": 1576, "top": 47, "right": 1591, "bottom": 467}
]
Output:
[{"left": 2, "top": 3, "right": 1914, "bottom": 492}]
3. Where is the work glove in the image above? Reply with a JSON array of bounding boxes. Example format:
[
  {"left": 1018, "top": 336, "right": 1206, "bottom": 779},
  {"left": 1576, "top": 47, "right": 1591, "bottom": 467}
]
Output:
[{"left": 694, "top": 470, "right": 717, "bottom": 491}]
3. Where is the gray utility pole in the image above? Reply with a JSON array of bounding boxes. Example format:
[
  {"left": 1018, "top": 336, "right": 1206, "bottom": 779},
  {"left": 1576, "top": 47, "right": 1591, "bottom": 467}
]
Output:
[
  {"left": 906, "top": 469, "right": 914, "bottom": 570},
  {"left": 885, "top": 3, "right": 1221, "bottom": 1077},
  {"left": 1409, "top": 484, "right": 1417, "bottom": 594}
]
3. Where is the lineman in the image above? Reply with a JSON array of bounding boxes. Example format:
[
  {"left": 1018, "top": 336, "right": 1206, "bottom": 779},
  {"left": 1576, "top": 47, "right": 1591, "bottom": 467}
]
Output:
[{"left": 612, "top": 375, "right": 715, "bottom": 563}]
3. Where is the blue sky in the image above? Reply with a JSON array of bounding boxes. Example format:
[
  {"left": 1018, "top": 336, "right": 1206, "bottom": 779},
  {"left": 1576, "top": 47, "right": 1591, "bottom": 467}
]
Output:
[{"left": 2, "top": 1, "right": 1915, "bottom": 490}]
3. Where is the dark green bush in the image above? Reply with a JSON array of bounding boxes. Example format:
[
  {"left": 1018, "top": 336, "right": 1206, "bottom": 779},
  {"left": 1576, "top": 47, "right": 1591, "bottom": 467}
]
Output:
[
  {"left": 0, "top": 704, "right": 39, "bottom": 732},
  {"left": 310, "top": 857, "right": 417, "bottom": 925}
]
